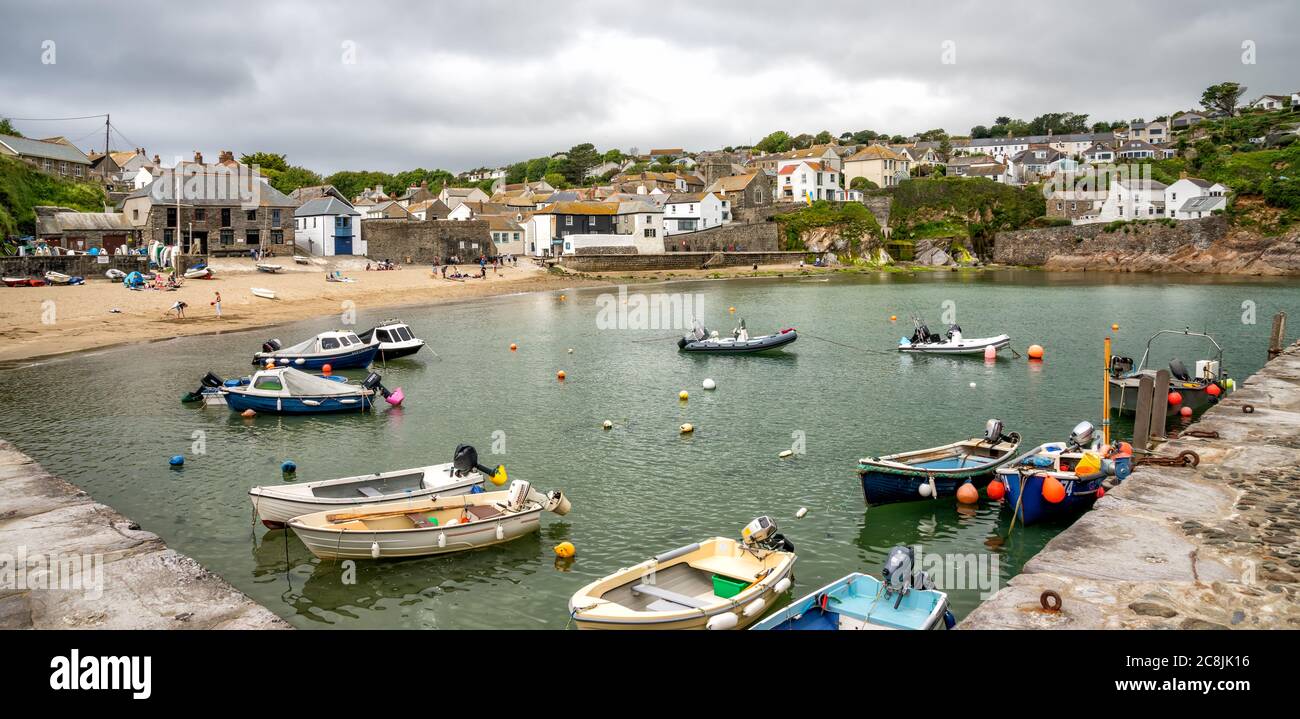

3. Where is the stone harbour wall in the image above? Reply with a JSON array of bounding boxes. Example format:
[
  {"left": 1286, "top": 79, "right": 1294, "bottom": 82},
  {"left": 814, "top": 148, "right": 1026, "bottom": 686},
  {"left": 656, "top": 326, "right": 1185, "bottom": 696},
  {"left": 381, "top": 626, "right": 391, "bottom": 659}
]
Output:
[
  {"left": 0, "top": 254, "right": 148, "bottom": 279},
  {"left": 558, "top": 250, "right": 811, "bottom": 272},
  {"left": 993, "top": 217, "right": 1228, "bottom": 266},
  {"left": 362, "top": 219, "right": 494, "bottom": 263},
  {"left": 661, "top": 220, "right": 780, "bottom": 253}
]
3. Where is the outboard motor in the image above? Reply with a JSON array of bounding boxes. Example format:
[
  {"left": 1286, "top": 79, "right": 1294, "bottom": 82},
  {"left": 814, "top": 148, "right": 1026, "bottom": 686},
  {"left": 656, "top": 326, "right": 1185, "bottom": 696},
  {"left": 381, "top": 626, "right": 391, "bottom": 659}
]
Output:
[
  {"left": 200, "top": 371, "right": 225, "bottom": 388},
  {"left": 1109, "top": 355, "right": 1134, "bottom": 377},
  {"left": 262, "top": 338, "right": 282, "bottom": 353},
  {"left": 881, "top": 545, "right": 920, "bottom": 608},
  {"left": 741, "top": 516, "right": 795, "bottom": 553},
  {"left": 452, "top": 443, "right": 503, "bottom": 480},
  {"left": 361, "top": 372, "right": 403, "bottom": 406},
  {"left": 1068, "top": 420, "right": 1096, "bottom": 450},
  {"left": 983, "top": 418, "right": 1008, "bottom": 444},
  {"left": 1169, "top": 358, "right": 1191, "bottom": 381},
  {"left": 945, "top": 323, "right": 963, "bottom": 341}
]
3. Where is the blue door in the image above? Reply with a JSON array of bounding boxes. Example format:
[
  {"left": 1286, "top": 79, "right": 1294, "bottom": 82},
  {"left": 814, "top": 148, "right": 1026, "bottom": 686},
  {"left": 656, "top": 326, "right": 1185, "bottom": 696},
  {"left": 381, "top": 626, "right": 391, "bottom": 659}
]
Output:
[{"left": 334, "top": 235, "right": 352, "bottom": 255}]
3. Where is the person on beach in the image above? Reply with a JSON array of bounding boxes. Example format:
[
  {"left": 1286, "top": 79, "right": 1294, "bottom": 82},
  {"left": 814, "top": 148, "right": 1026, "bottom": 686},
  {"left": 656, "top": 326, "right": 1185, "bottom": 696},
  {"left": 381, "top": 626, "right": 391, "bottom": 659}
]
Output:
[
  {"left": 168, "top": 300, "right": 188, "bottom": 319},
  {"left": 211, "top": 291, "right": 222, "bottom": 318}
]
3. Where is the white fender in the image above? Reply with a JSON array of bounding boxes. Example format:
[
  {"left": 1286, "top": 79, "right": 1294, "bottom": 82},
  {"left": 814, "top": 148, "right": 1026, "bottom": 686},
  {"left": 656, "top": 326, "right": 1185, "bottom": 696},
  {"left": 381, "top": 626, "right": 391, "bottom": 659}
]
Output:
[
  {"left": 437, "top": 532, "right": 446, "bottom": 548},
  {"left": 743, "top": 598, "right": 767, "bottom": 617},
  {"left": 370, "top": 542, "right": 380, "bottom": 559},
  {"left": 706, "top": 612, "right": 739, "bottom": 630},
  {"left": 495, "top": 524, "right": 505, "bottom": 541},
  {"left": 774, "top": 578, "right": 792, "bottom": 594}
]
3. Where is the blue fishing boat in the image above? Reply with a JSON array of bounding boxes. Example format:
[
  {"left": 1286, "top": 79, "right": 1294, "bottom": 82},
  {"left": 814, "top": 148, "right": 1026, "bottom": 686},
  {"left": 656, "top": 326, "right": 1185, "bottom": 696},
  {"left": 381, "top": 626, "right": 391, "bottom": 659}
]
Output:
[
  {"left": 221, "top": 366, "right": 403, "bottom": 415},
  {"left": 752, "top": 546, "right": 954, "bottom": 631},
  {"left": 857, "top": 420, "right": 1021, "bottom": 505},
  {"left": 995, "top": 421, "right": 1132, "bottom": 526},
  {"left": 253, "top": 330, "right": 379, "bottom": 370}
]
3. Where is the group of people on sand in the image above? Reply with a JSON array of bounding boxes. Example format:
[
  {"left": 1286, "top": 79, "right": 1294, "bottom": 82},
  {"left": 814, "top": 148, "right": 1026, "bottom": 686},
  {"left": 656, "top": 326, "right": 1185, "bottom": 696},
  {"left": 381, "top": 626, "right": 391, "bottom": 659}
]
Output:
[
  {"left": 365, "top": 259, "right": 399, "bottom": 271},
  {"left": 431, "top": 254, "right": 517, "bottom": 281}
]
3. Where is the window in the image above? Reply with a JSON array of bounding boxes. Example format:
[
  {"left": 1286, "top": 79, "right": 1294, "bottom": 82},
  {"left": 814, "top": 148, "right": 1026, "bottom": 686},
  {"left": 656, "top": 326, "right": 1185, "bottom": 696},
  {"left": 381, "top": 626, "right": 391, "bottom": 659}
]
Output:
[
  {"left": 246, "top": 229, "right": 260, "bottom": 245},
  {"left": 166, "top": 207, "right": 177, "bottom": 225},
  {"left": 132, "top": 209, "right": 139, "bottom": 220},
  {"left": 221, "top": 229, "right": 234, "bottom": 245},
  {"left": 246, "top": 209, "right": 257, "bottom": 221},
  {"left": 271, "top": 230, "right": 284, "bottom": 244},
  {"left": 194, "top": 208, "right": 205, "bottom": 221},
  {"left": 253, "top": 377, "right": 283, "bottom": 391},
  {"left": 565, "top": 216, "right": 573, "bottom": 226},
  {"left": 336, "top": 216, "right": 349, "bottom": 228},
  {"left": 320, "top": 338, "right": 340, "bottom": 350},
  {"left": 221, "top": 208, "right": 231, "bottom": 226},
  {"left": 272, "top": 209, "right": 281, "bottom": 227},
  {"left": 588, "top": 216, "right": 596, "bottom": 225},
  {"left": 643, "top": 228, "right": 656, "bottom": 237},
  {"left": 163, "top": 229, "right": 174, "bottom": 243}
]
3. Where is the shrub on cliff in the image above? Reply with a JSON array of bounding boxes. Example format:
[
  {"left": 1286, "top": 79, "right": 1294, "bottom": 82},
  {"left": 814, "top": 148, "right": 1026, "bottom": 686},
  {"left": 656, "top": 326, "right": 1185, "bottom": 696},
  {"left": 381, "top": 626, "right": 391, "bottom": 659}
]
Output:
[
  {"left": 889, "top": 177, "right": 1045, "bottom": 233},
  {"left": 0, "top": 156, "right": 108, "bottom": 244},
  {"left": 773, "top": 201, "right": 882, "bottom": 258}
]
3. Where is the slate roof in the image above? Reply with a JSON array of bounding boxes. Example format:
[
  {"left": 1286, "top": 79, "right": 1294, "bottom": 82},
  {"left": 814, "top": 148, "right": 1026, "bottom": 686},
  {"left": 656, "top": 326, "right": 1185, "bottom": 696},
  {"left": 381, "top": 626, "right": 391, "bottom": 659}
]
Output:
[
  {"left": 0, "top": 134, "right": 93, "bottom": 164},
  {"left": 295, "top": 197, "right": 360, "bottom": 217}
]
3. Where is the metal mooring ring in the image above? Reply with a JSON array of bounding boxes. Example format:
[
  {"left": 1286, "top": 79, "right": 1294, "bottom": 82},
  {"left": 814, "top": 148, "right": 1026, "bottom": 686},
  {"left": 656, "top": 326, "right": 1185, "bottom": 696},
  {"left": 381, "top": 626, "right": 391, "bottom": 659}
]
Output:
[
  {"left": 1179, "top": 450, "right": 1200, "bottom": 467},
  {"left": 1242, "top": 405, "right": 1255, "bottom": 414},
  {"left": 1040, "top": 590, "right": 1063, "bottom": 612}
]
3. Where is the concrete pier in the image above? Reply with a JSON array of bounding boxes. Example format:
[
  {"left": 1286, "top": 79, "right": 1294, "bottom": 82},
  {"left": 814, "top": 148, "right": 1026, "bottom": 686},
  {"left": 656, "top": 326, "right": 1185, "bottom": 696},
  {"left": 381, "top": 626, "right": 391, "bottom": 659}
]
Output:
[
  {"left": 963, "top": 340, "right": 1300, "bottom": 629},
  {"left": 0, "top": 440, "right": 288, "bottom": 629}
]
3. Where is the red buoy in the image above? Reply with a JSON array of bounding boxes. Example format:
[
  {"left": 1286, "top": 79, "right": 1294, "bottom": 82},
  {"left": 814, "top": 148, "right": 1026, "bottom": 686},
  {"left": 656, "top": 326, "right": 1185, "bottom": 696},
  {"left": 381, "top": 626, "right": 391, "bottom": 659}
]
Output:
[
  {"left": 986, "top": 480, "right": 1006, "bottom": 501},
  {"left": 1168, "top": 391, "right": 1182, "bottom": 406}
]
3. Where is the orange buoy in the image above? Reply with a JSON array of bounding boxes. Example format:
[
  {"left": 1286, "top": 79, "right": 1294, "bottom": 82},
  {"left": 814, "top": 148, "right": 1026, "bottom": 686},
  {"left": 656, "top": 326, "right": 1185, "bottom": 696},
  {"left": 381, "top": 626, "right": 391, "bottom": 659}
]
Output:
[
  {"left": 1096, "top": 486, "right": 1106, "bottom": 499},
  {"left": 1168, "top": 391, "right": 1182, "bottom": 406},
  {"left": 986, "top": 480, "right": 1006, "bottom": 501},
  {"left": 956, "top": 482, "right": 979, "bottom": 504},
  {"left": 1041, "top": 475, "right": 1066, "bottom": 504},
  {"left": 1027, "top": 344, "right": 1044, "bottom": 360},
  {"left": 1180, "top": 406, "right": 1193, "bottom": 418},
  {"left": 1111, "top": 323, "right": 1119, "bottom": 331},
  {"left": 241, "top": 409, "right": 256, "bottom": 418},
  {"left": 321, "top": 363, "right": 332, "bottom": 376},
  {"left": 559, "top": 294, "right": 566, "bottom": 301},
  {"left": 728, "top": 306, "right": 736, "bottom": 314},
  {"left": 1206, "top": 383, "right": 1222, "bottom": 397},
  {"left": 890, "top": 315, "right": 897, "bottom": 322},
  {"left": 510, "top": 343, "right": 517, "bottom": 351},
  {"left": 556, "top": 370, "right": 566, "bottom": 380}
]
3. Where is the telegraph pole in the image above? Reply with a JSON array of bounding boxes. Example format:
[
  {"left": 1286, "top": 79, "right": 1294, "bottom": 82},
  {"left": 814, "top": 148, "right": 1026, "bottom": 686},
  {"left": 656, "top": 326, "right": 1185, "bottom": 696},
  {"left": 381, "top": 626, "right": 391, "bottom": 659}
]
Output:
[{"left": 103, "top": 114, "right": 110, "bottom": 183}]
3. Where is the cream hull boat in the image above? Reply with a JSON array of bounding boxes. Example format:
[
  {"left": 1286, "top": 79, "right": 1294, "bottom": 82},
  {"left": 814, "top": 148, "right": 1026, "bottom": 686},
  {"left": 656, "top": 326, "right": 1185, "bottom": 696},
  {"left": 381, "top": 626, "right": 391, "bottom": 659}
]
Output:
[
  {"left": 568, "top": 537, "right": 795, "bottom": 630},
  {"left": 248, "top": 462, "right": 487, "bottom": 527},
  {"left": 288, "top": 482, "right": 570, "bottom": 560}
]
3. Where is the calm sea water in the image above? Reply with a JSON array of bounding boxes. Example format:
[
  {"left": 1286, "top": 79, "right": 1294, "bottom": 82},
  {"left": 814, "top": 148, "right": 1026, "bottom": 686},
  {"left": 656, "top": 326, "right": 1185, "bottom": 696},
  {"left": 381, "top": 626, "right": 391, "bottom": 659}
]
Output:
[{"left": 0, "top": 269, "right": 1294, "bottom": 628}]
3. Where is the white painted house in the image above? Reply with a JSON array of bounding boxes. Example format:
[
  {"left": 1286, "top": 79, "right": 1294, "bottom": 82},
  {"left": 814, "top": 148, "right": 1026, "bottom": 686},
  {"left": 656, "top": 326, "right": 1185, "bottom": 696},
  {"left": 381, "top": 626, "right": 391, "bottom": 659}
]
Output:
[
  {"left": 775, "top": 160, "right": 843, "bottom": 202},
  {"left": 662, "top": 192, "right": 729, "bottom": 235},
  {"left": 1097, "top": 178, "right": 1168, "bottom": 222},
  {"left": 294, "top": 197, "right": 363, "bottom": 256},
  {"left": 1165, "top": 178, "right": 1229, "bottom": 220}
]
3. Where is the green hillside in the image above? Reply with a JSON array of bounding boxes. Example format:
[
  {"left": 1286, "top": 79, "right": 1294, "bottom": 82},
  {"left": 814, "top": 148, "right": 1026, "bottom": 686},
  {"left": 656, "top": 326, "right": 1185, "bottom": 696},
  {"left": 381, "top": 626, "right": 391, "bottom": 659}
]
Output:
[{"left": 0, "top": 155, "right": 108, "bottom": 247}]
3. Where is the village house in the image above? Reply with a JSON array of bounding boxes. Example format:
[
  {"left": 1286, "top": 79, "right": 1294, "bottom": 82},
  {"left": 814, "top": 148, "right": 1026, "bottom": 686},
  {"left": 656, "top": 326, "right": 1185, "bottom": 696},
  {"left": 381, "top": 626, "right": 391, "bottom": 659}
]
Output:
[
  {"left": 1097, "top": 178, "right": 1168, "bottom": 222},
  {"left": 1125, "top": 121, "right": 1168, "bottom": 144},
  {"left": 34, "top": 205, "right": 140, "bottom": 254},
  {"left": 1115, "top": 139, "right": 1176, "bottom": 160},
  {"left": 294, "top": 196, "right": 363, "bottom": 256},
  {"left": 406, "top": 199, "right": 451, "bottom": 221},
  {"left": 1045, "top": 192, "right": 1101, "bottom": 223},
  {"left": 1165, "top": 177, "right": 1229, "bottom": 219},
  {"left": 0, "top": 134, "right": 93, "bottom": 180},
  {"left": 662, "top": 192, "right": 729, "bottom": 235},
  {"left": 437, "top": 185, "right": 490, "bottom": 209},
  {"left": 395, "top": 181, "right": 435, "bottom": 207},
  {"left": 354, "top": 185, "right": 391, "bottom": 205},
  {"left": 1082, "top": 142, "right": 1117, "bottom": 164},
  {"left": 120, "top": 155, "right": 298, "bottom": 256},
  {"left": 525, "top": 200, "right": 663, "bottom": 256},
  {"left": 1248, "top": 94, "right": 1291, "bottom": 111},
  {"left": 1170, "top": 112, "right": 1206, "bottom": 130},
  {"left": 842, "top": 145, "right": 908, "bottom": 188},
  {"left": 965, "top": 163, "right": 1012, "bottom": 184},
  {"left": 704, "top": 172, "right": 771, "bottom": 219},
  {"left": 748, "top": 144, "right": 841, "bottom": 173},
  {"left": 776, "top": 159, "right": 843, "bottom": 201},
  {"left": 486, "top": 215, "right": 525, "bottom": 256},
  {"left": 1009, "top": 146, "right": 1072, "bottom": 184},
  {"left": 364, "top": 200, "right": 412, "bottom": 220}
]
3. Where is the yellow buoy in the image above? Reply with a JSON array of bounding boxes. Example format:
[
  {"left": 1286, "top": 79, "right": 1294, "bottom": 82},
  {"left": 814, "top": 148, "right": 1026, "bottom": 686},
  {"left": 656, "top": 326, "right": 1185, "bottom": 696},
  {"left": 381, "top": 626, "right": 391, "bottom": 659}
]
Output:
[
  {"left": 1111, "top": 323, "right": 1119, "bottom": 331},
  {"left": 554, "top": 542, "right": 576, "bottom": 558},
  {"left": 728, "top": 306, "right": 736, "bottom": 314},
  {"left": 679, "top": 423, "right": 694, "bottom": 434},
  {"left": 559, "top": 294, "right": 566, "bottom": 301},
  {"left": 679, "top": 390, "right": 689, "bottom": 401},
  {"left": 491, "top": 465, "right": 509, "bottom": 485}
]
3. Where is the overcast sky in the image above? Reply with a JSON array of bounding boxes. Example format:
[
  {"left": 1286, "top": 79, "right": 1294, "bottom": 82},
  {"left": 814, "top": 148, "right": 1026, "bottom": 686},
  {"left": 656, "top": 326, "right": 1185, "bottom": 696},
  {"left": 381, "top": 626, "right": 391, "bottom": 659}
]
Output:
[{"left": 1, "top": 0, "right": 1296, "bottom": 175}]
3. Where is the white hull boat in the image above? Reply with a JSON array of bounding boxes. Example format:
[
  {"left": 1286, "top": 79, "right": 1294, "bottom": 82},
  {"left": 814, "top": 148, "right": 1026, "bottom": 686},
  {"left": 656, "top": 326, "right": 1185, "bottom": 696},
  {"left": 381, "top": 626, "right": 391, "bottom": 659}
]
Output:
[
  {"left": 359, "top": 320, "right": 426, "bottom": 360},
  {"left": 105, "top": 268, "right": 127, "bottom": 280},
  {"left": 184, "top": 267, "right": 212, "bottom": 279},
  {"left": 288, "top": 480, "right": 571, "bottom": 560},
  {"left": 249, "top": 445, "right": 500, "bottom": 526},
  {"left": 251, "top": 287, "right": 276, "bottom": 300},
  {"left": 898, "top": 321, "right": 1009, "bottom": 355},
  {"left": 256, "top": 263, "right": 284, "bottom": 273}
]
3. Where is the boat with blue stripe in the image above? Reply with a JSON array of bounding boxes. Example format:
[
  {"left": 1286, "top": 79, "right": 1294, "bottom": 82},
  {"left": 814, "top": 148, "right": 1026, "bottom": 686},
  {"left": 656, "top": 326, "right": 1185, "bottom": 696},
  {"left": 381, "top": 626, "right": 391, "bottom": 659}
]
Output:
[
  {"left": 995, "top": 421, "right": 1132, "bottom": 526},
  {"left": 752, "top": 546, "right": 954, "bottom": 631},
  {"left": 857, "top": 420, "right": 1021, "bottom": 505},
  {"left": 217, "top": 366, "right": 403, "bottom": 415},
  {"left": 253, "top": 330, "right": 379, "bottom": 370}
]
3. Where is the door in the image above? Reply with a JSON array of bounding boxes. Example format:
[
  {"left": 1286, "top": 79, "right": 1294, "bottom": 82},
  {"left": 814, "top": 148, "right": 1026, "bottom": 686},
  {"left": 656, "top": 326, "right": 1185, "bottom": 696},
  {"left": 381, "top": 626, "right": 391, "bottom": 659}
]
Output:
[{"left": 334, "top": 235, "right": 352, "bottom": 255}]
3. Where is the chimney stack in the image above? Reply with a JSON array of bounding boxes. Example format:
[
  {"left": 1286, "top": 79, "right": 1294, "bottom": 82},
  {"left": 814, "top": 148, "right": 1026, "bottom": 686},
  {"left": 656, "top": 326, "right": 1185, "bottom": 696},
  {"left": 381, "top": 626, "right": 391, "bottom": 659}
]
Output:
[
  {"left": 219, "top": 150, "right": 235, "bottom": 164},
  {"left": 153, "top": 154, "right": 161, "bottom": 165},
  {"left": 194, "top": 151, "right": 204, "bottom": 164}
]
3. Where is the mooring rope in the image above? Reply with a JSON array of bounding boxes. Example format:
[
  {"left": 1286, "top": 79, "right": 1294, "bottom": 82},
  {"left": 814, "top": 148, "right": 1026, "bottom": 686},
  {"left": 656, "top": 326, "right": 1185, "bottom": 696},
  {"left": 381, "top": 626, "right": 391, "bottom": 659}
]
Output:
[{"left": 800, "top": 331, "right": 898, "bottom": 355}]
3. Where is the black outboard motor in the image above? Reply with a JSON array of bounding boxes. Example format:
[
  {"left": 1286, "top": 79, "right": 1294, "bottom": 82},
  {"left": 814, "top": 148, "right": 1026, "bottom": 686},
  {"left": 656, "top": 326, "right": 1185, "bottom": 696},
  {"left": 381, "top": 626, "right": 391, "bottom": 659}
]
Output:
[
  {"left": 200, "top": 371, "right": 225, "bottom": 388},
  {"left": 262, "top": 338, "right": 282, "bottom": 353},
  {"left": 360, "top": 371, "right": 392, "bottom": 399},
  {"left": 1109, "top": 355, "right": 1134, "bottom": 377},
  {"left": 1169, "top": 358, "right": 1191, "bottom": 381},
  {"left": 945, "top": 323, "right": 962, "bottom": 340},
  {"left": 452, "top": 443, "right": 502, "bottom": 479}
]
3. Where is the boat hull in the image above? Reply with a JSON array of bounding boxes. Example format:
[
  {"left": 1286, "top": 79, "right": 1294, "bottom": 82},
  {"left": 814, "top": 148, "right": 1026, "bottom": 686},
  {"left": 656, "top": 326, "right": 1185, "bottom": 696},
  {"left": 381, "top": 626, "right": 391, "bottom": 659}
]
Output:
[
  {"left": 859, "top": 469, "right": 995, "bottom": 506},
  {"left": 376, "top": 340, "right": 424, "bottom": 360},
  {"left": 999, "top": 471, "right": 1104, "bottom": 526},
  {"left": 898, "top": 334, "right": 1010, "bottom": 355},
  {"left": 253, "top": 343, "right": 378, "bottom": 370},
  {"left": 679, "top": 330, "right": 797, "bottom": 354},
  {"left": 249, "top": 478, "right": 482, "bottom": 526},
  {"left": 1108, "top": 377, "right": 1216, "bottom": 416},
  {"left": 290, "top": 507, "right": 542, "bottom": 559},
  {"left": 750, "top": 572, "right": 951, "bottom": 631},
  {"left": 224, "top": 392, "right": 373, "bottom": 414}
]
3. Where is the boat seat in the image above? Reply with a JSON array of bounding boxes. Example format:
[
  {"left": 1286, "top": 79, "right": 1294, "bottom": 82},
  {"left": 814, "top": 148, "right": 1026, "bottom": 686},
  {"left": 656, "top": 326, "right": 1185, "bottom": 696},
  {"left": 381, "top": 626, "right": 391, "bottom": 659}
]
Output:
[
  {"left": 687, "top": 556, "right": 757, "bottom": 580},
  {"left": 466, "top": 504, "right": 502, "bottom": 522},
  {"left": 356, "top": 486, "right": 384, "bottom": 498},
  {"left": 630, "top": 583, "right": 712, "bottom": 609},
  {"left": 405, "top": 513, "right": 434, "bottom": 528}
]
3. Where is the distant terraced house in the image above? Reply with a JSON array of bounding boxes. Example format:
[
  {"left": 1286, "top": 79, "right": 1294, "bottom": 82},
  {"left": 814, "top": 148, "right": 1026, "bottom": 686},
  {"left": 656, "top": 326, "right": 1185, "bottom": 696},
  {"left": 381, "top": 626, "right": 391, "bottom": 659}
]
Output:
[{"left": 0, "top": 133, "right": 92, "bottom": 179}]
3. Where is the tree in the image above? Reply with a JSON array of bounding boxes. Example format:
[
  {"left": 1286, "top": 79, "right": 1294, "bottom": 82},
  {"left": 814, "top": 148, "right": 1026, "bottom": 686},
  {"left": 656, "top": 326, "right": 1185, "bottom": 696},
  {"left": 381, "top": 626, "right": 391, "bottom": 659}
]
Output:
[
  {"left": 0, "top": 118, "right": 21, "bottom": 137},
  {"left": 995, "top": 116, "right": 1011, "bottom": 126},
  {"left": 969, "top": 125, "right": 991, "bottom": 139},
  {"left": 1200, "top": 82, "right": 1246, "bottom": 117},
  {"left": 791, "top": 133, "right": 814, "bottom": 150},
  {"left": 601, "top": 148, "right": 623, "bottom": 163},
  {"left": 850, "top": 176, "right": 878, "bottom": 191},
  {"left": 543, "top": 172, "right": 567, "bottom": 189},
  {"left": 239, "top": 152, "right": 289, "bottom": 173},
  {"left": 755, "top": 130, "right": 792, "bottom": 153},
  {"left": 561, "top": 143, "right": 601, "bottom": 185},
  {"left": 938, "top": 138, "right": 952, "bottom": 160},
  {"left": 814, "top": 130, "right": 834, "bottom": 145},
  {"left": 268, "top": 165, "right": 323, "bottom": 194}
]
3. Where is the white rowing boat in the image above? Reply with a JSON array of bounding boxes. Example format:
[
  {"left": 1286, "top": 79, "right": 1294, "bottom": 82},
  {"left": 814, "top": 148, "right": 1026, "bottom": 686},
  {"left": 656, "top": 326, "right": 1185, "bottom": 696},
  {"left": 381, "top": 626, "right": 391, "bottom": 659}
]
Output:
[{"left": 251, "top": 287, "right": 276, "bottom": 299}]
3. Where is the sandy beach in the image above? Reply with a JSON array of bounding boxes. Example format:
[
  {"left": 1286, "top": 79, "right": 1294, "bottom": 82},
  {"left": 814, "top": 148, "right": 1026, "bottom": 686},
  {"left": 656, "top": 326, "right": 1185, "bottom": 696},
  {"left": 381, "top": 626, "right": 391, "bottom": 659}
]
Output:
[{"left": 0, "top": 256, "right": 814, "bottom": 365}]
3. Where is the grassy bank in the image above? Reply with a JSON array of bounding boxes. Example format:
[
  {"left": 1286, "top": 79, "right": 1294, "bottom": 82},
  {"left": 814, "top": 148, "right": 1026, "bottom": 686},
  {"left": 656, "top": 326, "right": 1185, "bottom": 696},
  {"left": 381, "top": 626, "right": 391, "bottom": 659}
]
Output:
[{"left": 0, "top": 156, "right": 108, "bottom": 246}]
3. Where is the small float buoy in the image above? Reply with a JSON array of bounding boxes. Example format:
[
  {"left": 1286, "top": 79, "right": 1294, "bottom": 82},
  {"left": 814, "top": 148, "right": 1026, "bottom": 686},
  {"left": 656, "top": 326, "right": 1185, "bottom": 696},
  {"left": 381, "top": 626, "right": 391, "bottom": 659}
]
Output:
[
  {"left": 265, "top": 360, "right": 276, "bottom": 369},
  {"left": 1206, "top": 383, "right": 1222, "bottom": 397},
  {"left": 679, "top": 423, "right": 694, "bottom": 434},
  {"left": 1168, "top": 391, "right": 1183, "bottom": 406},
  {"left": 321, "top": 363, "right": 332, "bottom": 376},
  {"left": 241, "top": 409, "right": 256, "bottom": 418},
  {"left": 702, "top": 378, "right": 716, "bottom": 390},
  {"left": 1096, "top": 486, "right": 1106, "bottom": 499},
  {"left": 986, "top": 480, "right": 1006, "bottom": 501},
  {"left": 602, "top": 420, "right": 613, "bottom": 430},
  {"left": 554, "top": 541, "right": 576, "bottom": 558},
  {"left": 956, "top": 482, "right": 979, "bottom": 504},
  {"left": 918, "top": 482, "right": 933, "bottom": 498},
  {"left": 1111, "top": 323, "right": 1120, "bottom": 331},
  {"left": 495, "top": 524, "right": 505, "bottom": 540},
  {"left": 1226, "top": 378, "right": 1235, "bottom": 392},
  {"left": 728, "top": 306, "right": 736, "bottom": 314},
  {"left": 969, "top": 381, "right": 977, "bottom": 388},
  {"left": 294, "top": 358, "right": 305, "bottom": 365},
  {"left": 779, "top": 449, "right": 794, "bottom": 458},
  {"left": 510, "top": 343, "right": 517, "bottom": 351},
  {"left": 984, "top": 345, "right": 996, "bottom": 360},
  {"left": 795, "top": 507, "right": 808, "bottom": 519},
  {"left": 556, "top": 370, "right": 566, "bottom": 380},
  {"left": 281, "top": 460, "right": 296, "bottom": 474},
  {"left": 890, "top": 315, "right": 897, "bottom": 322},
  {"left": 1027, "top": 344, "right": 1044, "bottom": 360},
  {"left": 169, "top": 454, "right": 184, "bottom": 467},
  {"left": 437, "top": 532, "right": 446, "bottom": 548},
  {"left": 1180, "top": 406, "right": 1193, "bottom": 418},
  {"left": 679, "top": 390, "right": 689, "bottom": 401},
  {"left": 1042, "top": 475, "right": 1066, "bottom": 503},
  {"left": 567, "top": 348, "right": 574, "bottom": 353},
  {"left": 490, "top": 465, "right": 508, "bottom": 485},
  {"left": 706, "top": 612, "right": 738, "bottom": 630},
  {"left": 370, "top": 542, "right": 380, "bottom": 559},
  {"left": 559, "top": 294, "right": 566, "bottom": 301}
]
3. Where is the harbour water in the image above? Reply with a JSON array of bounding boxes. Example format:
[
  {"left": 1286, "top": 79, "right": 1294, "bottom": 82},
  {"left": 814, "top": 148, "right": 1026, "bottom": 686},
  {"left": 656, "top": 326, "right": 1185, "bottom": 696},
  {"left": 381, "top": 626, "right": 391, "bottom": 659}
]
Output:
[{"left": 0, "top": 269, "right": 1294, "bottom": 628}]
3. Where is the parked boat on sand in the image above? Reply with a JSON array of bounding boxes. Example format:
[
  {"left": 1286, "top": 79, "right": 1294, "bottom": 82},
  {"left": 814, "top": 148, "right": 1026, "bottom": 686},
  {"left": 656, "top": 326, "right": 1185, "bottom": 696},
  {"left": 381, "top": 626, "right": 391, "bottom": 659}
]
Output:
[
  {"left": 249, "top": 444, "right": 501, "bottom": 527},
  {"left": 857, "top": 419, "right": 1022, "bottom": 505},
  {"left": 253, "top": 330, "right": 379, "bottom": 370},
  {"left": 256, "top": 263, "right": 283, "bottom": 273},
  {"left": 568, "top": 517, "right": 796, "bottom": 630},
  {"left": 3, "top": 276, "right": 46, "bottom": 287},
  {"left": 288, "top": 479, "right": 571, "bottom": 559},
  {"left": 751, "top": 546, "right": 954, "bottom": 630}
]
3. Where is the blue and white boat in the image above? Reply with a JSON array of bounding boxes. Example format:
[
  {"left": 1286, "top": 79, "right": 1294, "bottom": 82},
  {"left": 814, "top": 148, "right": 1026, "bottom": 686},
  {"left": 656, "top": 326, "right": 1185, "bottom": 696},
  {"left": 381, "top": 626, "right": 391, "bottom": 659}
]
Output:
[
  {"left": 752, "top": 546, "right": 954, "bottom": 631},
  {"left": 221, "top": 366, "right": 402, "bottom": 415},
  {"left": 253, "top": 330, "right": 379, "bottom": 370},
  {"left": 995, "top": 421, "right": 1131, "bottom": 526},
  {"left": 857, "top": 419, "right": 1021, "bottom": 505}
]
